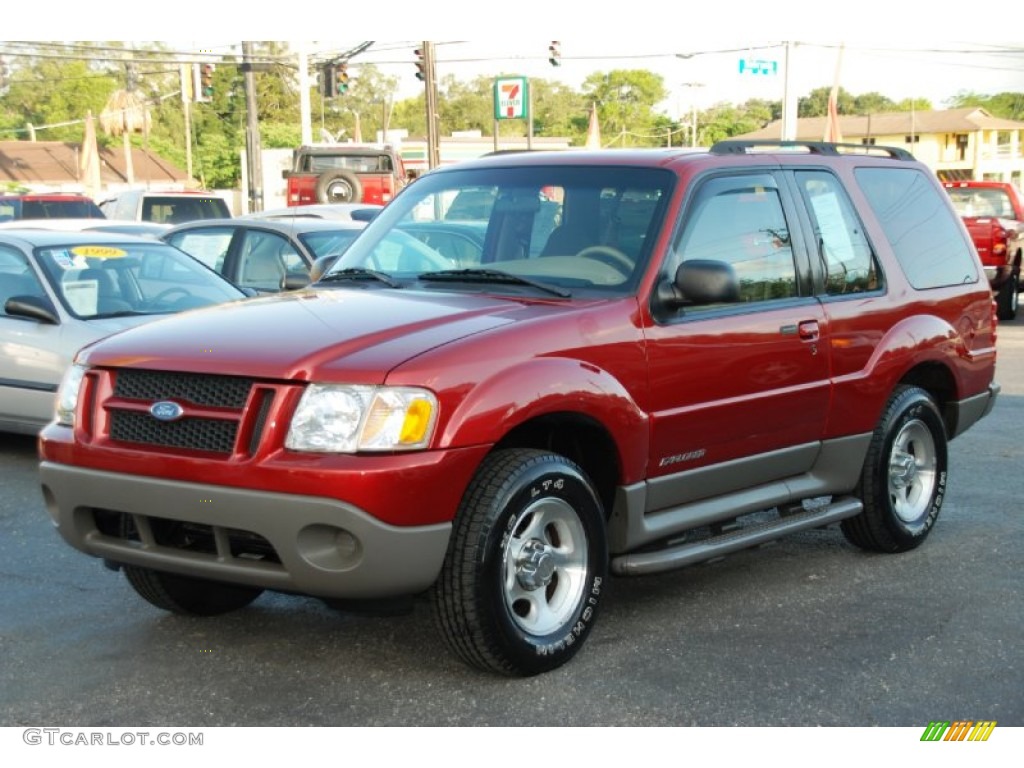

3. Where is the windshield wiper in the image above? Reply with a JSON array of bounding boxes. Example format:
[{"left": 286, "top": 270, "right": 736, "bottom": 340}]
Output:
[
  {"left": 92, "top": 309, "right": 152, "bottom": 318},
  {"left": 317, "top": 268, "right": 402, "bottom": 288},
  {"left": 418, "top": 268, "right": 571, "bottom": 298}
]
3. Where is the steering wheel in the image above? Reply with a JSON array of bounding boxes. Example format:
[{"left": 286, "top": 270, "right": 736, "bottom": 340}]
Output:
[
  {"left": 152, "top": 286, "right": 193, "bottom": 305},
  {"left": 576, "top": 245, "right": 634, "bottom": 276}
]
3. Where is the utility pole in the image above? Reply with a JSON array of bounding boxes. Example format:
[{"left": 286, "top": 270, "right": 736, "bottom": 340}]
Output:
[
  {"left": 242, "top": 41, "right": 264, "bottom": 213},
  {"left": 297, "top": 43, "right": 313, "bottom": 146},
  {"left": 421, "top": 41, "right": 441, "bottom": 169},
  {"left": 780, "top": 41, "right": 798, "bottom": 141},
  {"left": 179, "top": 63, "right": 193, "bottom": 180},
  {"left": 681, "top": 82, "right": 704, "bottom": 148}
]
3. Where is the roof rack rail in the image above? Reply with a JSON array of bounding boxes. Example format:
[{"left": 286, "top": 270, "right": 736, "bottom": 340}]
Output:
[{"left": 710, "top": 140, "right": 915, "bottom": 161}]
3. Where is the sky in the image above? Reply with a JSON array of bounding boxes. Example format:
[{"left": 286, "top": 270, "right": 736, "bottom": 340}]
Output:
[
  {"left": 10, "top": 1, "right": 1024, "bottom": 118},
  {"left": 353, "top": 39, "right": 1024, "bottom": 115}
]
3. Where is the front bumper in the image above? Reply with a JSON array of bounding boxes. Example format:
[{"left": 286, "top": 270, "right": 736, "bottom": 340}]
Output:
[{"left": 40, "top": 462, "right": 452, "bottom": 599}]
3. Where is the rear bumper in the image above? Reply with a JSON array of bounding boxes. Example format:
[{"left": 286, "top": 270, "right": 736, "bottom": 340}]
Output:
[
  {"left": 39, "top": 462, "right": 452, "bottom": 599},
  {"left": 949, "top": 382, "right": 1000, "bottom": 439}
]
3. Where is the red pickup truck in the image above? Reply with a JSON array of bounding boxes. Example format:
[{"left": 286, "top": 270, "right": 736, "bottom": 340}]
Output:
[{"left": 943, "top": 180, "right": 1024, "bottom": 320}]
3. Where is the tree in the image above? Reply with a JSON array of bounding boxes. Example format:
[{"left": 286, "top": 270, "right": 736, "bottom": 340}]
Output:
[
  {"left": 799, "top": 86, "right": 856, "bottom": 117},
  {"left": 852, "top": 91, "right": 897, "bottom": 114},
  {"left": 0, "top": 51, "right": 119, "bottom": 143},
  {"left": 698, "top": 102, "right": 775, "bottom": 145},
  {"left": 948, "top": 90, "right": 1024, "bottom": 121},
  {"left": 580, "top": 69, "right": 668, "bottom": 147}
]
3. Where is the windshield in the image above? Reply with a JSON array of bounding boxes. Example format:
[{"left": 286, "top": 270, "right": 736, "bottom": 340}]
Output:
[
  {"left": 945, "top": 187, "right": 1018, "bottom": 219},
  {"left": 298, "top": 229, "right": 364, "bottom": 258},
  {"left": 328, "top": 164, "right": 673, "bottom": 296},
  {"left": 33, "top": 241, "right": 244, "bottom": 319}
]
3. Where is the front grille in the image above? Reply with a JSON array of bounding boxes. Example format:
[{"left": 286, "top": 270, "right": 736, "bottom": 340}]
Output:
[
  {"left": 105, "top": 369, "right": 261, "bottom": 454},
  {"left": 114, "top": 369, "right": 252, "bottom": 409},
  {"left": 110, "top": 410, "right": 238, "bottom": 453},
  {"left": 92, "top": 509, "right": 280, "bottom": 564}
]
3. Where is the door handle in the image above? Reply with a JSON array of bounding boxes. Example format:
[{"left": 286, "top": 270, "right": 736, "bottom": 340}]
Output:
[{"left": 797, "top": 320, "right": 820, "bottom": 341}]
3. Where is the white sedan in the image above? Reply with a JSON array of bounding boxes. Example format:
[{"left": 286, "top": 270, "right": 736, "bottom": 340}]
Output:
[{"left": 0, "top": 229, "right": 247, "bottom": 435}]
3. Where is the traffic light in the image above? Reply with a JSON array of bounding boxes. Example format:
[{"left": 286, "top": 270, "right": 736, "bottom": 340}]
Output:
[
  {"left": 200, "top": 64, "right": 214, "bottom": 98},
  {"left": 548, "top": 41, "right": 561, "bottom": 67},
  {"left": 336, "top": 63, "right": 349, "bottom": 95},
  {"left": 414, "top": 48, "right": 426, "bottom": 81},
  {"left": 321, "top": 63, "right": 336, "bottom": 98}
]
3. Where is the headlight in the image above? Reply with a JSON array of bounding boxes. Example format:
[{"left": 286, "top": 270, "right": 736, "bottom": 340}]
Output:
[
  {"left": 285, "top": 384, "right": 438, "bottom": 453},
  {"left": 55, "top": 364, "right": 88, "bottom": 426}
]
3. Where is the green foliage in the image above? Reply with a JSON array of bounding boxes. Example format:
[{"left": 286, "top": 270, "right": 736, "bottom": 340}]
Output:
[
  {"left": 799, "top": 86, "right": 855, "bottom": 117},
  {"left": 0, "top": 55, "right": 119, "bottom": 142},
  {"left": 948, "top": 90, "right": 1024, "bottom": 120},
  {"left": 581, "top": 69, "right": 669, "bottom": 147},
  {"left": 854, "top": 92, "right": 897, "bottom": 113},
  {"left": 699, "top": 102, "right": 774, "bottom": 145},
  {"left": 3, "top": 43, "right": 1023, "bottom": 190}
]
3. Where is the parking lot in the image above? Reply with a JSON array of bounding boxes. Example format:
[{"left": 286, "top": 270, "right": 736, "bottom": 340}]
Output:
[{"left": 1, "top": 321, "right": 1022, "bottom": 730}]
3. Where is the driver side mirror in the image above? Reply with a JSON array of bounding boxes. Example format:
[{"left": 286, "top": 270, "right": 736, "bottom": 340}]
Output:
[
  {"left": 655, "top": 259, "right": 740, "bottom": 311},
  {"left": 5, "top": 294, "right": 60, "bottom": 324}
]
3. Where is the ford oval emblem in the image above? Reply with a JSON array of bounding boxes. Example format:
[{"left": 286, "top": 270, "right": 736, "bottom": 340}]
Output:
[{"left": 150, "top": 401, "right": 184, "bottom": 422}]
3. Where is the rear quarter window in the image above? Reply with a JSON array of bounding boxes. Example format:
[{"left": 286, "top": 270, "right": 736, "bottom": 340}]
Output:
[{"left": 856, "top": 167, "right": 979, "bottom": 290}]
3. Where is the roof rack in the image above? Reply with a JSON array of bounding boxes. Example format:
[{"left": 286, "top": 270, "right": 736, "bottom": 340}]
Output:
[{"left": 710, "top": 140, "right": 915, "bottom": 161}]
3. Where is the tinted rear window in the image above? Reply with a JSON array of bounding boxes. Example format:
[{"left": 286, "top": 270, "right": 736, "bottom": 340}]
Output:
[
  {"left": 307, "top": 154, "right": 394, "bottom": 174},
  {"left": 142, "top": 196, "right": 230, "bottom": 224},
  {"left": 17, "top": 199, "right": 105, "bottom": 219},
  {"left": 856, "top": 168, "right": 979, "bottom": 290}
]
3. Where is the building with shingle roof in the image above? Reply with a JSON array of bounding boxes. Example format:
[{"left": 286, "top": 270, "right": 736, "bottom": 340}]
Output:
[
  {"left": 0, "top": 139, "right": 191, "bottom": 195},
  {"left": 734, "top": 107, "right": 1024, "bottom": 182}
]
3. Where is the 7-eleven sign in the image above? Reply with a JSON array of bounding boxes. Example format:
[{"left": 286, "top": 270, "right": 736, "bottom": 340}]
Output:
[{"left": 494, "top": 76, "right": 529, "bottom": 120}]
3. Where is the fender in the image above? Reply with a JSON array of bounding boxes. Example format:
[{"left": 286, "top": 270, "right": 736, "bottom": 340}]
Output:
[
  {"left": 827, "top": 302, "right": 994, "bottom": 437},
  {"left": 435, "top": 356, "right": 651, "bottom": 485}
]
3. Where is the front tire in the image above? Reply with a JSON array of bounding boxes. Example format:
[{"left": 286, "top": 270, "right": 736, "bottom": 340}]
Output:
[
  {"left": 123, "top": 566, "right": 263, "bottom": 616},
  {"left": 842, "top": 385, "right": 948, "bottom": 552},
  {"left": 433, "top": 449, "right": 608, "bottom": 676}
]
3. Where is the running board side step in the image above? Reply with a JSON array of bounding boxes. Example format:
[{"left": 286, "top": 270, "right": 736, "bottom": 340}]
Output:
[{"left": 610, "top": 496, "right": 863, "bottom": 576}]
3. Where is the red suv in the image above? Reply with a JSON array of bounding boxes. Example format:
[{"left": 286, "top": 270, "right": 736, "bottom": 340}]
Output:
[
  {"left": 39, "top": 141, "right": 999, "bottom": 676},
  {"left": 283, "top": 144, "right": 406, "bottom": 207}
]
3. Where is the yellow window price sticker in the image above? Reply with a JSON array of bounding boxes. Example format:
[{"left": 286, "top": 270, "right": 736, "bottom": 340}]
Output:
[{"left": 70, "top": 245, "right": 128, "bottom": 259}]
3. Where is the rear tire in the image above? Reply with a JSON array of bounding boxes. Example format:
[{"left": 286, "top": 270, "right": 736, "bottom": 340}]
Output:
[
  {"left": 842, "top": 386, "right": 948, "bottom": 552},
  {"left": 432, "top": 449, "right": 607, "bottom": 676},
  {"left": 995, "top": 270, "right": 1019, "bottom": 321},
  {"left": 124, "top": 566, "right": 263, "bottom": 616}
]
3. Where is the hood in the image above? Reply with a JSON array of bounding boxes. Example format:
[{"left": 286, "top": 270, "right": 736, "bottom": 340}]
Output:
[{"left": 77, "top": 288, "right": 569, "bottom": 382}]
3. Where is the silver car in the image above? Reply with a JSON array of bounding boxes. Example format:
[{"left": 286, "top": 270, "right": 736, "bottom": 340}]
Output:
[{"left": 0, "top": 229, "right": 247, "bottom": 435}]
